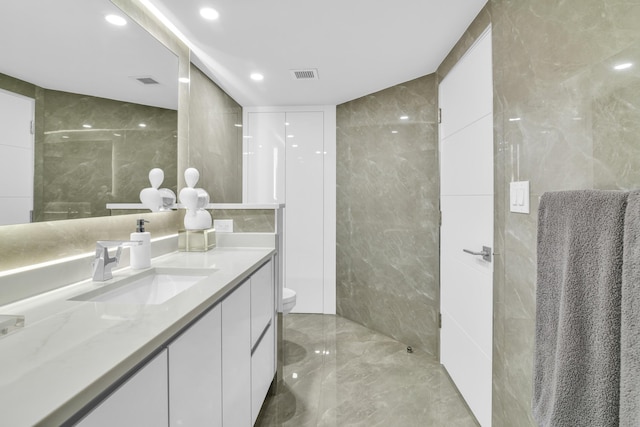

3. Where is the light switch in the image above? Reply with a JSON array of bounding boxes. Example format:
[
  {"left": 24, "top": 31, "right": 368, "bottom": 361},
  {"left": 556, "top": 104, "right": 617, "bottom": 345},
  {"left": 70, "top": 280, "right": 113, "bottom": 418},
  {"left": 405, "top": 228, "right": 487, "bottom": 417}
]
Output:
[
  {"left": 213, "top": 219, "right": 233, "bottom": 232},
  {"left": 510, "top": 181, "right": 530, "bottom": 214}
]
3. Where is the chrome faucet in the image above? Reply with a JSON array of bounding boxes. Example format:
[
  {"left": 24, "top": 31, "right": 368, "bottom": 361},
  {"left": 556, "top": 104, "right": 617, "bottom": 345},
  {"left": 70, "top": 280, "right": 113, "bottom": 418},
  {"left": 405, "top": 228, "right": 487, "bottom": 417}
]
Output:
[{"left": 92, "top": 240, "right": 142, "bottom": 281}]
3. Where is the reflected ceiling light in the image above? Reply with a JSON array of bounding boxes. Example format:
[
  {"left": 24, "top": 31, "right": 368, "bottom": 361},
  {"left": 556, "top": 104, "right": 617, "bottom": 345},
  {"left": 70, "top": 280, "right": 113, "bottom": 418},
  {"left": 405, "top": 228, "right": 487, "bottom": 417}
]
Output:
[
  {"left": 250, "top": 73, "right": 264, "bottom": 81},
  {"left": 200, "top": 7, "right": 220, "bottom": 20},
  {"left": 285, "top": 122, "right": 290, "bottom": 126},
  {"left": 113, "top": 133, "right": 121, "bottom": 137},
  {"left": 234, "top": 124, "right": 243, "bottom": 128},
  {"left": 82, "top": 124, "right": 92, "bottom": 128},
  {"left": 105, "top": 14, "right": 127, "bottom": 26},
  {"left": 138, "top": 123, "right": 147, "bottom": 128},
  {"left": 178, "top": 77, "right": 190, "bottom": 83},
  {"left": 291, "top": 144, "right": 299, "bottom": 148},
  {"left": 614, "top": 62, "right": 633, "bottom": 70},
  {"left": 391, "top": 130, "right": 398, "bottom": 134},
  {"left": 508, "top": 117, "right": 521, "bottom": 122},
  {"left": 287, "top": 134, "right": 294, "bottom": 138},
  {"left": 400, "top": 115, "right": 409, "bottom": 120},
  {"left": 62, "top": 135, "right": 69, "bottom": 139}
]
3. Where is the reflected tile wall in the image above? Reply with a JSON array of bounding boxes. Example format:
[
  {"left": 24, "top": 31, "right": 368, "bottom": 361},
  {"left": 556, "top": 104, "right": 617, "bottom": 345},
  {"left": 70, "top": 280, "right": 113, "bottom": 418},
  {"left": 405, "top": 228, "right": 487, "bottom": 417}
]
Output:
[
  {"left": 187, "top": 65, "right": 243, "bottom": 202},
  {"left": 336, "top": 75, "right": 439, "bottom": 357},
  {"left": 38, "top": 89, "right": 177, "bottom": 221},
  {"left": 487, "top": 0, "right": 640, "bottom": 425}
]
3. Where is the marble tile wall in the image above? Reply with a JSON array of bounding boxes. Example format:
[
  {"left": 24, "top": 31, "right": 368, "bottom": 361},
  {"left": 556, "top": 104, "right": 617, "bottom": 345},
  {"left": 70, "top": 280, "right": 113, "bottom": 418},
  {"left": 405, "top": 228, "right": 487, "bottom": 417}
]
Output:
[
  {"left": 336, "top": 75, "right": 439, "bottom": 357},
  {"left": 186, "top": 64, "right": 243, "bottom": 202},
  {"left": 480, "top": 1, "right": 640, "bottom": 425},
  {"left": 211, "top": 209, "right": 275, "bottom": 232}
]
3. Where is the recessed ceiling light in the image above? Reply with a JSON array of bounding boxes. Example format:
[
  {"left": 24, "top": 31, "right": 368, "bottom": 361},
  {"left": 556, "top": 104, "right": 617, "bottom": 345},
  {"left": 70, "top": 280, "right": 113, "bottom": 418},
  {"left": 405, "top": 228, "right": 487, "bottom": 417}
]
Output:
[
  {"left": 614, "top": 62, "right": 633, "bottom": 70},
  {"left": 250, "top": 73, "right": 264, "bottom": 81},
  {"left": 138, "top": 123, "right": 147, "bottom": 128},
  {"left": 178, "top": 77, "right": 190, "bottom": 83},
  {"left": 234, "top": 124, "right": 242, "bottom": 128},
  {"left": 82, "top": 124, "right": 92, "bottom": 128},
  {"left": 287, "top": 135, "right": 294, "bottom": 138},
  {"left": 391, "top": 130, "right": 398, "bottom": 134},
  {"left": 200, "top": 7, "right": 219, "bottom": 20},
  {"left": 105, "top": 14, "right": 127, "bottom": 26},
  {"left": 400, "top": 115, "right": 409, "bottom": 120},
  {"left": 508, "top": 117, "right": 521, "bottom": 122}
]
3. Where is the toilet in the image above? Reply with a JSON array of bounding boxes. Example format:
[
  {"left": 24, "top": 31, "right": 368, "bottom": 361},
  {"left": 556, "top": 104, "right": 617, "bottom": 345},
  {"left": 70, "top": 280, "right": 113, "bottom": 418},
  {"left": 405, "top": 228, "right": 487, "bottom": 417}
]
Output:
[{"left": 282, "top": 287, "right": 297, "bottom": 315}]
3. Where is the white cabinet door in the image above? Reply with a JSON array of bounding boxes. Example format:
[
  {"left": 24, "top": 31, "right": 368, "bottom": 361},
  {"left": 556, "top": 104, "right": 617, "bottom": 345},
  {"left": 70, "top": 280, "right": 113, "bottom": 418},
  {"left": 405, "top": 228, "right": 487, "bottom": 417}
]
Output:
[
  {"left": 245, "top": 112, "right": 286, "bottom": 203},
  {"left": 76, "top": 350, "right": 168, "bottom": 427},
  {"left": 251, "top": 322, "right": 275, "bottom": 425},
  {"left": 222, "top": 281, "right": 252, "bottom": 427},
  {"left": 284, "top": 111, "right": 325, "bottom": 313},
  {"left": 251, "top": 259, "right": 274, "bottom": 348},
  {"left": 168, "top": 305, "right": 222, "bottom": 427}
]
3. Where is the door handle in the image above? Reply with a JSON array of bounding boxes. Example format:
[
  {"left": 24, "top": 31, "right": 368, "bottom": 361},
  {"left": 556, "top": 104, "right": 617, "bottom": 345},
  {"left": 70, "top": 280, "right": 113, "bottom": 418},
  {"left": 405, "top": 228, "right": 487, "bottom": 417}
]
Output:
[{"left": 463, "top": 246, "right": 492, "bottom": 262}]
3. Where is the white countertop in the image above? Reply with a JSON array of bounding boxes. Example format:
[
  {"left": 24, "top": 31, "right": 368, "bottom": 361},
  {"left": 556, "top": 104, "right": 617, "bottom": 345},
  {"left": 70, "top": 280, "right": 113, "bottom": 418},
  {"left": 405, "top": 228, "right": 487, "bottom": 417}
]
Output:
[{"left": 0, "top": 247, "right": 275, "bottom": 426}]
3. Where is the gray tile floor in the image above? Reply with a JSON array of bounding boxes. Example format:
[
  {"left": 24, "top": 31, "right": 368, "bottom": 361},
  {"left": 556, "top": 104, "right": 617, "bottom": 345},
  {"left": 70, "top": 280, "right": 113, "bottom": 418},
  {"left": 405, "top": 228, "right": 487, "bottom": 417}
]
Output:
[{"left": 256, "top": 314, "right": 479, "bottom": 427}]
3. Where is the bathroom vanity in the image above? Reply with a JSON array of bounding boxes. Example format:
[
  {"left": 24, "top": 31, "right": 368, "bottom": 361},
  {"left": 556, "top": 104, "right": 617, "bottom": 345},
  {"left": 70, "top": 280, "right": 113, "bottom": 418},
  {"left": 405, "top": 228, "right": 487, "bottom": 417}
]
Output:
[{"left": 0, "top": 237, "right": 277, "bottom": 426}]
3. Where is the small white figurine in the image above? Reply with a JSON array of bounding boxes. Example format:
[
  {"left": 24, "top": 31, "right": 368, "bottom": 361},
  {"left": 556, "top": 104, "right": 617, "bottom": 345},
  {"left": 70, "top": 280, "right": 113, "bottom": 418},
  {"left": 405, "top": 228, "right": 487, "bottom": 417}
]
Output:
[
  {"left": 179, "top": 167, "right": 212, "bottom": 230},
  {"left": 139, "top": 168, "right": 163, "bottom": 212}
]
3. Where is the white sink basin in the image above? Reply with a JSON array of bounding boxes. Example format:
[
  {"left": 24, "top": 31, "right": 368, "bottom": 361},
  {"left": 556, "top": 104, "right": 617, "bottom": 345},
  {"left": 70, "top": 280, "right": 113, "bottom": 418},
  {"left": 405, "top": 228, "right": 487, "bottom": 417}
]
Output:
[{"left": 70, "top": 268, "right": 216, "bottom": 305}]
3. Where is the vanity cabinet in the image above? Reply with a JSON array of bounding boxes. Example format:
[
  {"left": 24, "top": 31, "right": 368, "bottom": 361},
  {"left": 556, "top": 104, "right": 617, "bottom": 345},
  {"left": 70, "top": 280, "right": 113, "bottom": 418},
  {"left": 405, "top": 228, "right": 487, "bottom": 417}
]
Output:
[
  {"left": 76, "top": 350, "right": 168, "bottom": 427},
  {"left": 75, "top": 257, "right": 274, "bottom": 427},
  {"left": 168, "top": 305, "right": 222, "bottom": 427}
]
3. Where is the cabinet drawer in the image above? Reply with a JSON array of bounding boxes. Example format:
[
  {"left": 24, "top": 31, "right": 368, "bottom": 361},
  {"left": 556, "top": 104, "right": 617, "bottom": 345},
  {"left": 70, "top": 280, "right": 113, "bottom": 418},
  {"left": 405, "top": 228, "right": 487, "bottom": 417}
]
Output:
[
  {"left": 251, "top": 322, "right": 275, "bottom": 425},
  {"left": 251, "top": 259, "right": 273, "bottom": 347}
]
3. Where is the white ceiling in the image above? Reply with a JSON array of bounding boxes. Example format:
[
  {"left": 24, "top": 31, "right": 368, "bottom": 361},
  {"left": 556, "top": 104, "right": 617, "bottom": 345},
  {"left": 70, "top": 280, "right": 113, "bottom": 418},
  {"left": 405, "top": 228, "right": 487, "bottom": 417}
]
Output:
[{"left": 147, "top": 0, "right": 488, "bottom": 107}]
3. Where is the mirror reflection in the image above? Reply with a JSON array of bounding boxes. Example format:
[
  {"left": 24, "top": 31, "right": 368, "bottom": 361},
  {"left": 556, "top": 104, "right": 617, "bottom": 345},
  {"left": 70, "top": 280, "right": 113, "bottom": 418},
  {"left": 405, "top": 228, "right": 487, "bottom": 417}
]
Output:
[{"left": 0, "top": 0, "right": 178, "bottom": 225}]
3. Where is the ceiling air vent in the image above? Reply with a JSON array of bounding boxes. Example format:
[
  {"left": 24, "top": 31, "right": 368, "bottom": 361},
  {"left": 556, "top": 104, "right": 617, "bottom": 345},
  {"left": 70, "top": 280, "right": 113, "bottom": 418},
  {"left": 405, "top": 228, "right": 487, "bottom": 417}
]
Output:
[
  {"left": 133, "top": 76, "right": 160, "bottom": 85},
  {"left": 290, "top": 69, "right": 319, "bottom": 80}
]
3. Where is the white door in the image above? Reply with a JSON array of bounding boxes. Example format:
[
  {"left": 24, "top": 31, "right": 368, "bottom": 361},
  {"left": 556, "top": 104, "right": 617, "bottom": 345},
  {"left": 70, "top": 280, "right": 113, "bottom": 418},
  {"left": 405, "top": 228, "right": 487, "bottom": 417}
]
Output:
[
  {"left": 0, "top": 89, "right": 34, "bottom": 225},
  {"left": 439, "top": 27, "right": 493, "bottom": 427}
]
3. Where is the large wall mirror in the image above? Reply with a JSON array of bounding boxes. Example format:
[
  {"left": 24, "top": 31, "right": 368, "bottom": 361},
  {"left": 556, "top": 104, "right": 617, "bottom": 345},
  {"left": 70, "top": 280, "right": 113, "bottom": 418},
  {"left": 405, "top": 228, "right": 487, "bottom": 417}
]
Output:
[{"left": 0, "top": 0, "right": 178, "bottom": 225}]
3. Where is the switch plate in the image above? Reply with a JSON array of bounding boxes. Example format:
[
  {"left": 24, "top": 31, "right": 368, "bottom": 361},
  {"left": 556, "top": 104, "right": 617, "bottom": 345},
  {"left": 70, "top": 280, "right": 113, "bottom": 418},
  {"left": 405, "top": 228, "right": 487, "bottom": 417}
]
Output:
[
  {"left": 213, "top": 219, "right": 233, "bottom": 233},
  {"left": 509, "top": 181, "right": 530, "bottom": 214}
]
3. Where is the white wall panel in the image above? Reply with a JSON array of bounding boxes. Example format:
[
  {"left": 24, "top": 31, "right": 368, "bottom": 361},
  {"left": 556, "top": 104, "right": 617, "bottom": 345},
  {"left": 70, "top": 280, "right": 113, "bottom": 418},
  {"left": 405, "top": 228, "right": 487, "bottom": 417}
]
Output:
[
  {"left": 285, "top": 111, "right": 325, "bottom": 313},
  {"left": 244, "top": 112, "right": 285, "bottom": 203},
  {"left": 243, "top": 106, "right": 336, "bottom": 314}
]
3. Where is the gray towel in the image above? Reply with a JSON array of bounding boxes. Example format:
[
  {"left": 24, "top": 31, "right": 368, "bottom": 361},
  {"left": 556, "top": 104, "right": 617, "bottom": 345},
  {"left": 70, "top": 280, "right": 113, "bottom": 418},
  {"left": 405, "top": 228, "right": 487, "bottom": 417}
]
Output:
[
  {"left": 533, "top": 190, "right": 627, "bottom": 427},
  {"left": 620, "top": 190, "right": 640, "bottom": 426}
]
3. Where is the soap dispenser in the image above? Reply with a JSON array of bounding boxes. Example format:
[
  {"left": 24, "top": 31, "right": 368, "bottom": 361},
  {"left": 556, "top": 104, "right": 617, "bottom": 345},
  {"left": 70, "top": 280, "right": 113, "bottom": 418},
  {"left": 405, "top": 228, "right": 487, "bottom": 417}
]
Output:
[{"left": 130, "top": 219, "right": 151, "bottom": 269}]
